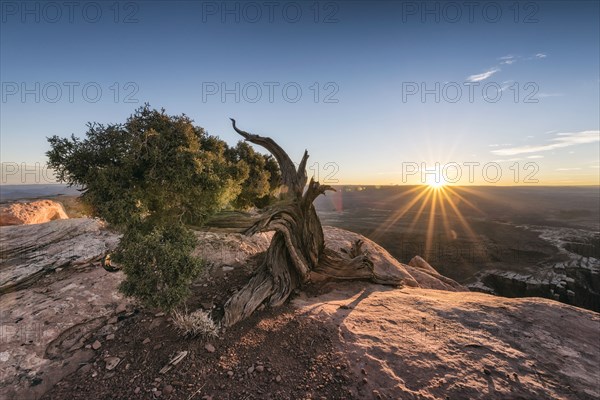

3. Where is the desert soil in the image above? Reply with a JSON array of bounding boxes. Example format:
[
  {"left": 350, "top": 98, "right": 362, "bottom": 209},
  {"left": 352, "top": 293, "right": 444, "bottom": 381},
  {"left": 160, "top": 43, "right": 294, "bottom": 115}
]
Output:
[{"left": 40, "top": 263, "right": 358, "bottom": 400}]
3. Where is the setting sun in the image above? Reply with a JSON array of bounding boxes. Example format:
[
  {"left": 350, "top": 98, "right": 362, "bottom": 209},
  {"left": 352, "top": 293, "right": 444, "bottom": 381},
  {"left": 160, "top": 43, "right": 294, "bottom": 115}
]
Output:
[{"left": 426, "top": 175, "right": 447, "bottom": 188}]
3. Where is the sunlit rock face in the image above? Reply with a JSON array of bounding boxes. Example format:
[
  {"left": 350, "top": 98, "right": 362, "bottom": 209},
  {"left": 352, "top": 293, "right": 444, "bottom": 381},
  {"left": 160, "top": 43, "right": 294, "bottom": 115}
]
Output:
[
  {"left": 406, "top": 255, "right": 469, "bottom": 291},
  {"left": 321, "top": 227, "right": 469, "bottom": 292},
  {"left": 292, "top": 285, "right": 600, "bottom": 400},
  {"left": 0, "top": 200, "right": 69, "bottom": 226},
  {"left": 193, "top": 225, "right": 468, "bottom": 292}
]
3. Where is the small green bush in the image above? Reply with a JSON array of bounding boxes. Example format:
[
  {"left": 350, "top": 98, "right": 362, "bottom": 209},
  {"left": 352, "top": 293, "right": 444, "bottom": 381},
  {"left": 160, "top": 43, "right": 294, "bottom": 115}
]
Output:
[{"left": 116, "top": 221, "right": 203, "bottom": 311}]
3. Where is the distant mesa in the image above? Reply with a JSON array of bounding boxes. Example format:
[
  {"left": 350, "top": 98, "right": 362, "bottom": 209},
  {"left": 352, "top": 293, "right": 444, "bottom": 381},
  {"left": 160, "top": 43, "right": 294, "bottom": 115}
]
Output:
[{"left": 0, "top": 199, "right": 69, "bottom": 226}]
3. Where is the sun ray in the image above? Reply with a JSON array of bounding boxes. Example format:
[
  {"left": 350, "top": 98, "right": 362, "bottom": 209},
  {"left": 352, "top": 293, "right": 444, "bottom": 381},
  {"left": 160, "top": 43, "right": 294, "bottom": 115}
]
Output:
[
  {"left": 440, "top": 189, "right": 479, "bottom": 242},
  {"left": 437, "top": 187, "right": 453, "bottom": 238},
  {"left": 447, "top": 186, "right": 500, "bottom": 214},
  {"left": 380, "top": 185, "right": 424, "bottom": 205},
  {"left": 444, "top": 186, "right": 485, "bottom": 215},
  {"left": 424, "top": 188, "right": 438, "bottom": 257},
  {"left": 371, "top": 182, "right": 486, "bottom": 264},
  {"left": 408, "top": 187, "right": 434, "bottom": 231},
  {"left": 372, "top": 186, "right": 430, "bottom": 239}
]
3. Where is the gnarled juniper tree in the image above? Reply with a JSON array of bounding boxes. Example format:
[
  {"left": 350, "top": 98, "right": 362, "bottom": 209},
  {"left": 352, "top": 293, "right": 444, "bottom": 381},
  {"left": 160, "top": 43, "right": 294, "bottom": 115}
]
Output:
[{"left": 47, "top": 105, "right": 400, "bottom": 322}]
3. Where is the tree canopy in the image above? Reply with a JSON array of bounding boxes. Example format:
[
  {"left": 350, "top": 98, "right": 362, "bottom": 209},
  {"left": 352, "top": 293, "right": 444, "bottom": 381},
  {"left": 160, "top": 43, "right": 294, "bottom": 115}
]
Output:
[{"left": 46, "top": 105, "right": 280, "bottom": 310}]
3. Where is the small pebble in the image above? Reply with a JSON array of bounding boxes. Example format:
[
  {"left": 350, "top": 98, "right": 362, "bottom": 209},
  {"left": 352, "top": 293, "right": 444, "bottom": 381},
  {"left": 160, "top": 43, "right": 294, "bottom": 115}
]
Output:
[{"left": 104, "top": 357, "right": 120, "bottom": 371}]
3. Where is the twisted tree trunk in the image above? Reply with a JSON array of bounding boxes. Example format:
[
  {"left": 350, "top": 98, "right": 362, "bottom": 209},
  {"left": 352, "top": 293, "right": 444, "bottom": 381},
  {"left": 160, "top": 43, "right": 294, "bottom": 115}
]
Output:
[{"left": 222, "top": 120, "right": 400, "bottom": 326}]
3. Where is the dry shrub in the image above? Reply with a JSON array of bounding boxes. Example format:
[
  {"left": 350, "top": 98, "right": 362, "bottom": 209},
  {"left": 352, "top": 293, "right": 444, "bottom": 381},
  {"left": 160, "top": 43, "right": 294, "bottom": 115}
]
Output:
[{"left": 171, "top": 308, "right": 219, "bottom": 338}]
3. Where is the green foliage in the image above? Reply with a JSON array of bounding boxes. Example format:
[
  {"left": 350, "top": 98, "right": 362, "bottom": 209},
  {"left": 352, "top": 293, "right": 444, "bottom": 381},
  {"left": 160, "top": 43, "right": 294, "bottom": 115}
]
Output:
[
  {"left": 47, "top": 105, "right": 244, "bottom": 227},
  {"left": 116, "top": 221, "right": 203, "bottom": 311},
  {"left": 226, "top": 141, "right": 281, "bottom": 209},
  {"left": 46, "top": 105, "right": 280, "bottom": 310}
]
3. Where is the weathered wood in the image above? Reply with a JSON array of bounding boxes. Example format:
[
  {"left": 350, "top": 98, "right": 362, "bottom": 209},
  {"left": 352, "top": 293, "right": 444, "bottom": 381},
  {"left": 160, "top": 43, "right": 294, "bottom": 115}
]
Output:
[
  {"left": 221, "top": 121, "right": 401, "bottom": 326},
  {"left": 201, "top": 210, "right": 262, "bottom": 233}
]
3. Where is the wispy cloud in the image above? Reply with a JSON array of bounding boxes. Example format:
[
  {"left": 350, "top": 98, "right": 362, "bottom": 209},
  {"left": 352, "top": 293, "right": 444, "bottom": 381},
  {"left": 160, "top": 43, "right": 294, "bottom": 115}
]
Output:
[
  {"left": 466, "top": 68, "right": 500, "bottom": 82},
  {"left": 526, "top": 53, "right": 548, "bottom": 60},
  {"left": 499, "top": 55, "right": 517, "bottom": 65},
  {"left": 491, "top": 130, "right": 600, "bottom": 156},
  {"left": 527, "top": 155, "right": 544, "bottom": 159},
  {"left": 468, "top": 52, "right": 547, "bottom": 83},
  {"left": 556, "top": 168, "right": 581, "bottom": 171}
]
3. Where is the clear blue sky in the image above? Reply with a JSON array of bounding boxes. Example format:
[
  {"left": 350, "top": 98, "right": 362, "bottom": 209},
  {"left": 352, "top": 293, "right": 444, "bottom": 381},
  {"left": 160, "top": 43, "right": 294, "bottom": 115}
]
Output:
[{"left": 1, "top": 0, "right": 599, "bottom": 185}]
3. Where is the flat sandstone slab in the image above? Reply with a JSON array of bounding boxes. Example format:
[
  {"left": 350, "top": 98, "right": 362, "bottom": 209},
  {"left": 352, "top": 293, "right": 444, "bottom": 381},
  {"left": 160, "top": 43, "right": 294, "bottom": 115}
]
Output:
[{"left": 293, "top": 284, "right": 600, "bottom": 399}]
